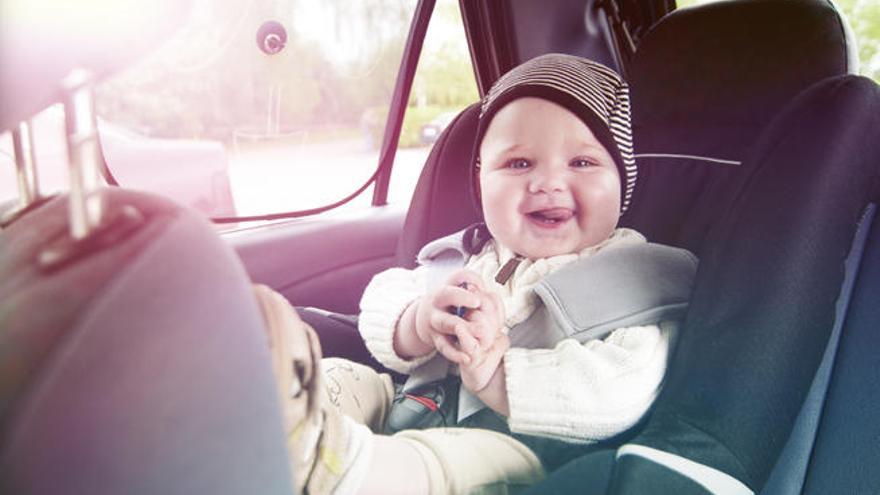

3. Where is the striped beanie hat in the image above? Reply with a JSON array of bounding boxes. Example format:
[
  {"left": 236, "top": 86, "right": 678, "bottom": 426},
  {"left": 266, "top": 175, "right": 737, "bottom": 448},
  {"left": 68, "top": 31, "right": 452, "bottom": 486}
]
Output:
[{"left": 475, "top": 53, "right": 637, "bottom": 213}]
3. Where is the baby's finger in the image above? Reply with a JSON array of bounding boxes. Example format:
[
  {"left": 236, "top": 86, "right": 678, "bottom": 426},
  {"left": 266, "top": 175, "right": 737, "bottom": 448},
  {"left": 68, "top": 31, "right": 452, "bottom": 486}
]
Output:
[
  {"left": 446, "top": 269, "right": 484, "bottom": 292},
  {"left": 489, "top": 333, "right": 511, "bottom": 357},
  {"left": 432, "top": 285, "right": 481, "bottom": 313},
  {"left": 462, "top": 310, "right": 490, "bottom": 343},
  {"left": 467, "top": 307, "right": 500, "bottom": 345},
  {"left": 432, "top": 333, "right": 470, "bottom": 365},
  {"left": 429, "top": 310, "right": 470, "bottom": 336},
  {"left": 454, "top": 324, "right": 480, "bottom": 358}
]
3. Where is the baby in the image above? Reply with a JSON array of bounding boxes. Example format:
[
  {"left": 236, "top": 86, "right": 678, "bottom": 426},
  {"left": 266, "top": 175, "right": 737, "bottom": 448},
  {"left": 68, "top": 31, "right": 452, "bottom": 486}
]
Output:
[{"left": 256, "top": 54, "right": 696, "bottom": 494}]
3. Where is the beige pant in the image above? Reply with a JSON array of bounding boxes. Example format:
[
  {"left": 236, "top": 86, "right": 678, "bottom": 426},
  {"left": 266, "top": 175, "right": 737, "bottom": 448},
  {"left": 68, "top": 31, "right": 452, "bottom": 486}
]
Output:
[{"left": 322, "top": 358, "right": 544, "bottom": 494}]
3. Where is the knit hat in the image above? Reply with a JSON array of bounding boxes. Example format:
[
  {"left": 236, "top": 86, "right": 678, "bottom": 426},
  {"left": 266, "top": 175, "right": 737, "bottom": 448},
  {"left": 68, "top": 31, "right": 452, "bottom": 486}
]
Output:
[{"left": 473, "top": 53, "right": 637, "bottom": 213}]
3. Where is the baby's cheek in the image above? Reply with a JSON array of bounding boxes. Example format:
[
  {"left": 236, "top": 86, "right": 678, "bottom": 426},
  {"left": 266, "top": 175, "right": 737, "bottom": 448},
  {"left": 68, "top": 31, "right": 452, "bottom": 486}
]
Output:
[{"left": 583, "top": 178, "right": 620, "bottom": 215}]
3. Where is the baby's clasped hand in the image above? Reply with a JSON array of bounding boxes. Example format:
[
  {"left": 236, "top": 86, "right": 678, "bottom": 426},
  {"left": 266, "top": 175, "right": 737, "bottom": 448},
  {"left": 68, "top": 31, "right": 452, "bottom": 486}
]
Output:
[{"left": 414, "top": 269, "right": 505, "bottom": 365}]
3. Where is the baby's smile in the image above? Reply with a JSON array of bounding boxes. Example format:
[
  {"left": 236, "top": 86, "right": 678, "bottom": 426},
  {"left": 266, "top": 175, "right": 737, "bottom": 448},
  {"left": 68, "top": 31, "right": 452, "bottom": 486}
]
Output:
[{"left": 524, "top": 207, "right": 576, "bottom": 227}]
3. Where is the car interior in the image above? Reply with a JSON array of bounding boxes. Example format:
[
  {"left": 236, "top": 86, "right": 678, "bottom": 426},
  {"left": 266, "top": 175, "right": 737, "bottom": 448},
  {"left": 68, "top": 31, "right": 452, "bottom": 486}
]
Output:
[{"left": 1, "top": 0, "right": 878, "bottom": 494}]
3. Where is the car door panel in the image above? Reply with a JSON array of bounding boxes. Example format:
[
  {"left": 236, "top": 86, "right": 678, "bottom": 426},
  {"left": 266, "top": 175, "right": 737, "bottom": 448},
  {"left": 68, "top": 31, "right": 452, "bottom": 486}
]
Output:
[{"left": 227, "top": 204, "right": 406, "bottom": 314}]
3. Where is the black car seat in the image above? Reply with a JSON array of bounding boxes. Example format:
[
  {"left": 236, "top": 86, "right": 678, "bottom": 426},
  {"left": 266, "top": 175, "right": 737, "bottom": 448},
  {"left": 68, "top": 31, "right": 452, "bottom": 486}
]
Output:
[
  {"left": 385, "top": 0, "right": 868, "bottom": 492},
  {"left": 799, "top": 203, "right": 880, "bottom": 495},
  {"left": 517, "top": 1, "right": 877, "bottom": 493},
  {"left": 578, "top": 74, "right": 879, "bottom": 495}
]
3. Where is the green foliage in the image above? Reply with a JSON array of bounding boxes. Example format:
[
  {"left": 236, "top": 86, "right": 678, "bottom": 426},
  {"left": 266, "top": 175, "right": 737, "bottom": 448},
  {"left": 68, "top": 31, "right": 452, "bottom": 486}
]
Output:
[
  {"left": 401, "top": 105, "right": 457, "bottom": 148},
  {"left": 359, "top": 105, "right": 462, "bottom": 149},
  {"left": 837, "top": 0, "right": 880, "bottom": 82}
]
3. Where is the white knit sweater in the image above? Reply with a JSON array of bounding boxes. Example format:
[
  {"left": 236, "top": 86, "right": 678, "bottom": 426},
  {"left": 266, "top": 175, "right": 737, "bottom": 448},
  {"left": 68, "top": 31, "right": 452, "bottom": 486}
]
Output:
[{"left": 358, "top": 229, "right": 674, "bottom": 443}]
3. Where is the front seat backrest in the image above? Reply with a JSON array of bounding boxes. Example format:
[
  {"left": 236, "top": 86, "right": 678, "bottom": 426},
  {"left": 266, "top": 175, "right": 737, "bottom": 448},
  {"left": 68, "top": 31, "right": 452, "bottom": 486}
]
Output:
[{"left": 0, "top": 189, "right": 292, "bottom": 494}]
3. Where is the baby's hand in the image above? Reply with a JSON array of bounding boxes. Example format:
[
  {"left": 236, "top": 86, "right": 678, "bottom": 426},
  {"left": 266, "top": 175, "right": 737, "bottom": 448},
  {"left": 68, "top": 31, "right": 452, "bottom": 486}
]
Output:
[
  {"left": 460, "top": 332, "right": 510, "bottom": 393},
  {"left": 414, "top": 270, "right": 484, "bottom": 364},
  {"left": 462, "top": 283, "right": 505, "bottom": 353}
]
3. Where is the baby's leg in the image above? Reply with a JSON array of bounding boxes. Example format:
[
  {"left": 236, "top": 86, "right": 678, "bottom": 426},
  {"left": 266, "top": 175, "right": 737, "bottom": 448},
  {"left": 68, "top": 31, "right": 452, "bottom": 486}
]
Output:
[
  {"left": 255, "top": 285, "right": 541, "bottom": 494},
  {"left": 254, "top": 285, "right": 359, "bottom": 493},
  {"left": 361, "top": 428, "right": 545, "bottom": 494},
  {"left": 254, "top": 284, "right": 426, "bottom": 494},
  {"left": 322, "top": 357, "right": 394, "bottom": 432}
]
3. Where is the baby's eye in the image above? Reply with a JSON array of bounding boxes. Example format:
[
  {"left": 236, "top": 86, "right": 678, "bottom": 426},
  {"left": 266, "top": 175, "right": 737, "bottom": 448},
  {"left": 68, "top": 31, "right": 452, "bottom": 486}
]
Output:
[
  {"left": 506, "top": 158, "right": 532, "bottom": 170},
  {"left": 570, "top": 157, "right": 599, "bottom": 168}
]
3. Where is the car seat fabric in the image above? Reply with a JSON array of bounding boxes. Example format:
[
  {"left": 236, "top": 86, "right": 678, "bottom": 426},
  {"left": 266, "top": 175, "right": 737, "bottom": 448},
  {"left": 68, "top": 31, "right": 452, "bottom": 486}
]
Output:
[
  {"left": 525, "top": 73, "right": 880, "bottom": 495},
  {"left": 0, "top": 189, "right": 292, "bottom": 494},
  {"left": 621, "top": 0, "right": 856, "bottom": 253},
  {"left": 760, "top": 203, "right": 875, "bottom": 495},
  {"left": 800, "top": 204, "right": 880, "bottom": 494},
  {"left": 606, "top": 75, "right": 880, "bottom": 493}
]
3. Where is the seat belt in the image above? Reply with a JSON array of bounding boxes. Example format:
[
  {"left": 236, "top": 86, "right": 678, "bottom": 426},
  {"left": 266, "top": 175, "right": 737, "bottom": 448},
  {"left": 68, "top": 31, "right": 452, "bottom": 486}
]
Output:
[{"left": 761, "top": 203, "right": 877, "bottom": 494}]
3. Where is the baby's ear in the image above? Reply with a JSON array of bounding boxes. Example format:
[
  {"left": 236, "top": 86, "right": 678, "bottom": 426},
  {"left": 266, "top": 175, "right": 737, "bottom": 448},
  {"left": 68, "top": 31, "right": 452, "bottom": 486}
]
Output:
[{"left": 470, "top": 158, "right": 484, "bottom": 217}]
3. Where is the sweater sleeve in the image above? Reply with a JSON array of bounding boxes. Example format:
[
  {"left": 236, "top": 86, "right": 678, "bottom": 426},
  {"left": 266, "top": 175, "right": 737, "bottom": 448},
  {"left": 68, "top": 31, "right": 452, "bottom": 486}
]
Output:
[
  {"left": 504, "top": 321, "right": 674, "bottom": 443},
  {"left": 358, "top": 266, "right": 437, "bottom": 374}
]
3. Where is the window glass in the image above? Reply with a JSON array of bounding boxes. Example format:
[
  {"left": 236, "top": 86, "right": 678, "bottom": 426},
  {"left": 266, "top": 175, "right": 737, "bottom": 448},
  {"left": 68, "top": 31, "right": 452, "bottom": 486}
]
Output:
[
  {"left": 676, "top": 0, "right": 880, "bottom": 83},
  {"left": 387, "top": 0, "right": 479, "bottom": 206},
  {"left": 837, "top": 0, "right": 880, "bottom": 82},
  {"left": 1, "top": 1, "right": 477, "bottom": 221},
  {"left": 94, "top": 0, "right": 419, "bottom": 225}
]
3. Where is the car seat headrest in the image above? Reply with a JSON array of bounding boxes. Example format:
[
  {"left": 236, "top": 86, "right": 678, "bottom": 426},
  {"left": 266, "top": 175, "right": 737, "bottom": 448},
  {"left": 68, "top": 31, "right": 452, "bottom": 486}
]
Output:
[
  {"left": 629, "top": 0, "right": 856, "bottom": 160},
  {"left": 620, "top": 0, "right": 855, "bottom": 252}
]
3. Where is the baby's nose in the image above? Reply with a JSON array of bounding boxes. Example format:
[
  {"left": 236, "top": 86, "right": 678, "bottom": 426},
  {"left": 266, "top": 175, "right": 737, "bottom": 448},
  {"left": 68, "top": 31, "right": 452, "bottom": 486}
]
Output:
[{"left": 527, "top": 170, "right": 567, "bottom": 194}]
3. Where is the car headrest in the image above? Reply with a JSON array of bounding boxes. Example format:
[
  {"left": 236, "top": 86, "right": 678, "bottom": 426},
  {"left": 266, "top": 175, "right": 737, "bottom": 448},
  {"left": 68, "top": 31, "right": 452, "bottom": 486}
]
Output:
[
  {"left": 620, "top": 0, "right": 855, "bottom": 252},
  {"left": 629, "top": 0, "right": 856, "bottom": 160},
  {"left": 0, "top": 189, "right": 292, "bottom": 493}
]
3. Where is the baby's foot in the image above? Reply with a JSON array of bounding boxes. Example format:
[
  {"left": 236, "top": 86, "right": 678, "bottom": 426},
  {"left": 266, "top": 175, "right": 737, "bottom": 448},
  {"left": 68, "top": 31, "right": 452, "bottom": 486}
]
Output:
[{"left": 253, "top": 285, "right": 354, "bottom": 494}]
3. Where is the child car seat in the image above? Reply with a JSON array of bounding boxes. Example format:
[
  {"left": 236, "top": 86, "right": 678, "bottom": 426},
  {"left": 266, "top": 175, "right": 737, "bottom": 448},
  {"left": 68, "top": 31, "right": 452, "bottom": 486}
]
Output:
[
  {"left": 390, "top": 0, "right": 867, "bottom": 492},
  {"left": 520, "top": 1, "right": 877, "bottom": 493}
]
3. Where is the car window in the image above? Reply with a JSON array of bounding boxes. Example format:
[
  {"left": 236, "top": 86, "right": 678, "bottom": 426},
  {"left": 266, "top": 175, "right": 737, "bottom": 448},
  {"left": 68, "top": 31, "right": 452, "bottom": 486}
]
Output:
[
  {"left": 74, "top": 0, "right": 476, "bottom": 231},
  {"left": 676, "top": 0, "right": 880, "bottom": 85},
  {"left": 387, "top": 1, "right": 479, "bottom": 206}
]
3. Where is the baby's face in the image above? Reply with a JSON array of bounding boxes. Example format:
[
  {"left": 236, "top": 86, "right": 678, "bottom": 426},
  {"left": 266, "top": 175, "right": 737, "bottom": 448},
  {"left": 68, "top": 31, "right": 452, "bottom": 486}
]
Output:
[{"left": 479, "top": 97, "right": 621, "bottom": 259}]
